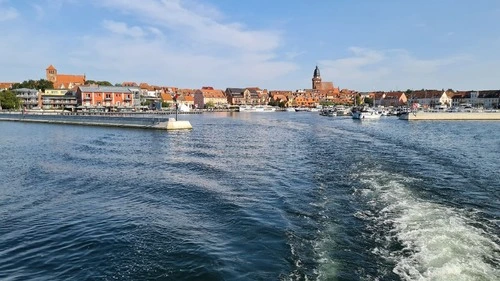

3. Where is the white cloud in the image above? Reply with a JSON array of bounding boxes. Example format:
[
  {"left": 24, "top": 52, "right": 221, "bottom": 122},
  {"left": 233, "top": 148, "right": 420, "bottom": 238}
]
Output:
[
  {"left": 69, "top": 0, "right": 297, "bottom": 88},
  {"left": 0, "top": 1, "right": 18, "bottom": 21},
  {"left": 95, "top": 0, "right": 281, "bottom": 53},
  {"left": 102, "top": 20, "right": 145, "bottom": 38},
  {"left": 319, "top": 47, "right": 473, "bottom": 91}
]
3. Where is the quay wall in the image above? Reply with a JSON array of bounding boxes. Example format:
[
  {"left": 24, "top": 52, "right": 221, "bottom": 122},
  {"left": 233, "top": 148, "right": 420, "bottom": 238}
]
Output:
[
  {"left": 400, "top": 111, "right": 500, "bottom": 120},
  {"left": 0, "top": 113, "right": 175, "bottom": 130}
]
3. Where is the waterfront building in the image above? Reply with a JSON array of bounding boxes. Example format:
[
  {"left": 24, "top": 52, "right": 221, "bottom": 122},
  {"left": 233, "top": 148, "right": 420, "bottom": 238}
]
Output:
[
  {"left": 75, "top": 85, "right": 136, "bottom": 111},
  {"left": 139, "top": 83, "right": 159, "bottom": 98},
  {"left": 269, "top": 90, "right": 292, "bottom": 106},
  {"left": 293, "top": 92, "right": 320, "bottom": 107},
  {"left": 176, "top": 95, "right": 194, "bottom": 107},
  {"left": 477, "top": 90, "right": 500, "bottom": 108},
  {"left": 46, "top": 65, "right": 86, "bottom": 89},
  {"left": 408, "top": 90, "right": 452, "bottom": 109},
  {"left": 39, "top": 93, "right": 77, "bottom": 110},
  {"left": 452, "top": 90, "right": 500, "bottom": 108},
  {"left": 373, "top": 91, "right": 407, "bottom": 107},
  {"left": 193, "top": 87, "right": 228, "bottom": 109},
  {"left": 225, "top": 88, "right": 260, "bottom": 105},
  {"left": 13, "top": 88, "right": 39, "bottom": 109}
]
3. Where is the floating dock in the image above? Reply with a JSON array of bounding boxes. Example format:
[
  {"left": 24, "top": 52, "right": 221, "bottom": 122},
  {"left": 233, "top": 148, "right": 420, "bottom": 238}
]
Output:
[
  {"left": 0, "top": 113, "right": 192, "bottom": 130},
  {"left": 399, "top": 111, "right": 500, "bottom": 120}
]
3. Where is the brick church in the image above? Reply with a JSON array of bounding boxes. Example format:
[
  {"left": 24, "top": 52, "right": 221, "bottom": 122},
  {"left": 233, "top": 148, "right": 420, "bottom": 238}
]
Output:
[{"left": 46, "top": 65, "right": 86, "bottom": 89}]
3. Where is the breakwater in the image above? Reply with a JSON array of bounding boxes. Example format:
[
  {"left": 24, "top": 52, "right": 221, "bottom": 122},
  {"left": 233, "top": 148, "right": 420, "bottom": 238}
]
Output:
[
  {"left": 0, "top": 112, "right": 193, "bottom": 130},
  {"left": 399, "top": 111, "right": 500, "bottom": 120}
]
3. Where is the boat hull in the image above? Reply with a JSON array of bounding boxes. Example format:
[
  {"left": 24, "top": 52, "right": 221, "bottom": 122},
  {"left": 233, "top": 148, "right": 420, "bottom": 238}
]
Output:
[{"left": 352, "top": 111, "right": 381, "bottom": 119}]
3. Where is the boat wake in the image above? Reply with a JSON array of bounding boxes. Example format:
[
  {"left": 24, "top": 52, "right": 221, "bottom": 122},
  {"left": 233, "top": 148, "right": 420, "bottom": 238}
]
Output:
[{"left": 353, "top": 169, "right": 500, "bottom": 281}]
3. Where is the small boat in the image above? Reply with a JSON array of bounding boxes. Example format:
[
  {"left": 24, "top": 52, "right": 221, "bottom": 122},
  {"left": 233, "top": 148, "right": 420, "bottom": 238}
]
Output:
[
  {"left": 239, "top": 105, "right": 276, "bottom": 112},
  {"left": 352, "top": 107, "right": 381, "bottom": 120},
  {"left": 286, "top": 107, "right": 296, "bottom": 112},
  {"left": 320, "top": 108, "right": 337, "bottom": 117}
]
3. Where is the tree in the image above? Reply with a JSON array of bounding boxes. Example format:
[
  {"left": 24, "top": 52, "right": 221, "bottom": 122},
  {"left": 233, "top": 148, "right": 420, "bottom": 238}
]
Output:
[
  {"left": 86, "top": 80, "right": 113, "bottom": 86},
  {"left": 0, "top": 90, "right": 21, "bottom": 110},
  {"left": 355, "top": 94, "right": 363, "bottom": 106},
  {"left": 364, "top": 97, "right": 374, "bottom": 106},
  {"left": 12, "top": 79, "right": 53, "bottom": 92},
  {"left": 205, "top": 101, "right": 215, "bottom": 108}
]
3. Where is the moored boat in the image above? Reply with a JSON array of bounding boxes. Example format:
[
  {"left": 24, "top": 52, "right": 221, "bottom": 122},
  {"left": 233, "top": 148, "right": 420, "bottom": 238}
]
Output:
[{"left": 352, "top": 107, "right": 381, "bottom": 120}]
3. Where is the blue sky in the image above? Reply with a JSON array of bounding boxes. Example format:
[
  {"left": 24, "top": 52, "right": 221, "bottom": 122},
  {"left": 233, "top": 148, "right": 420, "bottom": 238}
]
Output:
[{"left": 1, "top": 0, "right": 499, "bottom": 91}]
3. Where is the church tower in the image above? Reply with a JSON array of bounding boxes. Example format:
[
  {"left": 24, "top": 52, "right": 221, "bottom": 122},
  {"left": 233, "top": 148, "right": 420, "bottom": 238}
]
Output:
[
  {"left": 46, "top": 65, "right": 58, "bottom": 83},
  {"left": 312, "top": 65, "right": 322, "bottom": 90}
]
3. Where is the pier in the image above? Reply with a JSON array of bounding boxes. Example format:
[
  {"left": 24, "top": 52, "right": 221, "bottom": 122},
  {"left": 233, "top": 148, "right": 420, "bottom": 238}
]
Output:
[
  {"left": 0, "top": 112, "right": 193, "bottom": 130},
  {"left": 399, "top": 111, "right": 500, "bottom": 120}
]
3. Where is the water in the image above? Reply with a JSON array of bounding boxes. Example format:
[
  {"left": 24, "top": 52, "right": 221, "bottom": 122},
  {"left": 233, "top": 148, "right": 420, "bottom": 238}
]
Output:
[{"left": 0, "top": 113, "right": 498, "bottom": 280}]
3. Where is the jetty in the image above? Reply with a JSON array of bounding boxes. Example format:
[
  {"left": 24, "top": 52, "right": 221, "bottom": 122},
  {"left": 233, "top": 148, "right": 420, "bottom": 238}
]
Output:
[
  {"left": 0, "top": 112, "right": 193, "bottom": 130},
  {"left": 399, "top": 111, "right": 500, "bottom": 120}
]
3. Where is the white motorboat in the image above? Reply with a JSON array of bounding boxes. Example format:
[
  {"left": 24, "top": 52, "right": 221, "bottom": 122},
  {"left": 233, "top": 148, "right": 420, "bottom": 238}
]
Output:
[
  {"left": 352, "top": 107, "right": 381, "bottom": 119},
  {"left": 239, "top": 105, "right": 276, "bottom": 112}
]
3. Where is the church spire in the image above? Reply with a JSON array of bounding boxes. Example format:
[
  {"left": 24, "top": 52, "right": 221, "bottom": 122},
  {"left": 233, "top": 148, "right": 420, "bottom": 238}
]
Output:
[
  {"left": 312, "top": 65, "right": 322, "bottom": 90},
  {"left": 313, "top": 65, "right": 321, "bottom": 78}
]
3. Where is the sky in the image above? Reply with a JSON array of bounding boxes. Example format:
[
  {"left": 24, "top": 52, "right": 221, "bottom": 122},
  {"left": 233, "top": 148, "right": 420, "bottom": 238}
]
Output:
[{"left": 1, "top": 0, "right": 500, "bottom": 91}]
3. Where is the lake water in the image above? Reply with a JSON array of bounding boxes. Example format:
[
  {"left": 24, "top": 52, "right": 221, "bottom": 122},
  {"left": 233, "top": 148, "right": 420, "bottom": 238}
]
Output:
[{"left": 0, "top": 113, "right": 498, "bottom": 280}]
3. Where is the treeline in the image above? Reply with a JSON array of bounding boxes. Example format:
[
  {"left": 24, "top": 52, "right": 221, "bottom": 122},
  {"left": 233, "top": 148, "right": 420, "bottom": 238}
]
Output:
[{"left": 12, "top": 79, "right": 54, "bottom": 92}]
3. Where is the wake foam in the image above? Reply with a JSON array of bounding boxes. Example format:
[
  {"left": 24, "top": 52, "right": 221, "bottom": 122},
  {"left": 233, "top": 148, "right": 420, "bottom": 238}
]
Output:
[{"left": 355, "top": 170, "right": 500, "bottom": 281}]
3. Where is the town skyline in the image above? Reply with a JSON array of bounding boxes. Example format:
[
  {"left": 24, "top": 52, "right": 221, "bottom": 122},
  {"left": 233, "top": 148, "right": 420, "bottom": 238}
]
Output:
[{"left": 1, "top": 0, "right": 500, "bottom": 91}]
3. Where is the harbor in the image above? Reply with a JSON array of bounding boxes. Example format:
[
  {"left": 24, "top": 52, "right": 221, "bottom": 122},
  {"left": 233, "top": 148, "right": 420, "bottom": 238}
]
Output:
[{"left": 1, "top": 113, "right": 498, "bottom": 281}]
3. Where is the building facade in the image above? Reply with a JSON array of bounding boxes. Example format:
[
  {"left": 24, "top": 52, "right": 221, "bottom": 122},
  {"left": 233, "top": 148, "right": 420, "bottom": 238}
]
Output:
[
  {"left": 193, "top": 87, "right": 228, "bottom": 108},
  {"left": 13, "top": 88, "right": 39, "bottom": 109},
  {"left": 76, "top": 86, "right": 135, "bottom": 111}
]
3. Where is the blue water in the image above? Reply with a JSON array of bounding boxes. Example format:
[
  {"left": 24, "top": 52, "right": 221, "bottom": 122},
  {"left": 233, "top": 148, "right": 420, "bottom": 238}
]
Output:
[{"left": 0, "top": 113, "right": 499, "bottom": 280}]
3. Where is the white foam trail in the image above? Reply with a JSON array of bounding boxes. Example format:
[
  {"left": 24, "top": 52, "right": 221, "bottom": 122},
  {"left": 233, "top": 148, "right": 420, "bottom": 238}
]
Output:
[{"left": 357, "top": 170, "right": 500, "bottom": 281}]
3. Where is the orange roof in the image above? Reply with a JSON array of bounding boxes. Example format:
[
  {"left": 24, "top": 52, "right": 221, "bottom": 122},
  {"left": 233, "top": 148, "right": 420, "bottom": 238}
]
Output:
[
  {"left": 53, "top": 74, "right": 85, "bottom": 89},
  {"left": 122, "top": 82, "right": 138, "bottom": 87},
  {"left": 139, "top": 82, "right": 155, "bottom": 91},
  {"left": 199, "top": 89, "right": 225, "bottom": 98},
  {"left": 184, "top": 96, "right": 194, "bottom": 101},
  {"left": 46, "top": 64, "right": 56, "bottom": 70},
  {"left": 0, "top": 82, "right": 15, "bottom": 89},
  {"left": 161, "top": 93, "right": 173, "bottom": 101},
  {"left": 320, "top": 82, "right": 334, "bottom": 90}
]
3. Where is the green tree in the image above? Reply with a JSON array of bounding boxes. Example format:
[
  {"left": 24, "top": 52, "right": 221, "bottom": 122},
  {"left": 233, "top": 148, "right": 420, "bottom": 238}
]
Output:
[
  {"left": 86, "top": 80, "right": 113, "bottom": 86},
  {"left": 0, "top": 90, "right": 21, "bottom": 110},
  {"left": 355, "top": 94, "right": 363, "bottom": 106},
  {"left": 12, "top": 79, "right": 53, "bottom": 92},
  {"left": 364, "top": 97, "right": 373, "bottom": 106},
  {"left": 36, "top": 79, "right": 53, "bottom": 92},
  {"left": 320, "top": 101, "right": 334, "bottom": 106},
  {"left": 205, "top": 101, "right": 215, "bottom": 108},
  {"left": 96, "top": 81, "right": 113, "bottom": 86}
]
